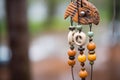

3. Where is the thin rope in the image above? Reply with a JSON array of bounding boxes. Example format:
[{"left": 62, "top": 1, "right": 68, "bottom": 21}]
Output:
[
  {"left": 89, "top": 24, "right": 92, "bottom": 32},
  {"left": 70, "top": 0, "right": 74, "bottom": 80},
  {"left": 82, "top": 78, "right": 85, "bottom": 80},
  {"left": 89, "top": 24, "right": 93, "bottom": 80},
  {"left": 77, "top": 0, "right": 80, "bottom": 25},
  {"left": 71, "top": 66, "right": 75, "bottom": 80},
  {"left": 70, "top": 0, "right": 74, "bottom": 26},
  {"left": 90, "top": 64, "right": 93, "bottom": 80}
]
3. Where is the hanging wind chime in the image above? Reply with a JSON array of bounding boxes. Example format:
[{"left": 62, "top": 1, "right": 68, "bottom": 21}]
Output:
[{"left": 64, "top": 0, "right": 100, "bottom": 80}]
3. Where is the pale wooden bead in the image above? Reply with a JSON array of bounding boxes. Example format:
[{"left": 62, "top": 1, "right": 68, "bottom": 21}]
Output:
[
  {"left": 68, "top": 31, "right": 75, "bottom": 45},
  {"left": 73, "top": 32, "right": 86, "bottom": 46}
]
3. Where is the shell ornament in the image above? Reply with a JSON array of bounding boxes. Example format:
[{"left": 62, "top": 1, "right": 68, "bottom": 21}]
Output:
[{"left": 65, "top": 0, "right": 100, "bottom": 80}]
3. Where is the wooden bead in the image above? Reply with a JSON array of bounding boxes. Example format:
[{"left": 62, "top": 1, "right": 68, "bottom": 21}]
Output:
[
  {"left": 68, "top": 60, "right": 76, "bottom": 66},
  {"left": 88, "top": 31, "right": 94, "bottom": 37},
  {"left": 73, "top": 32, "right": 86, "bottom": 46},
  {"left": 68, "top": 31, "right": 75, "bottom": 45},
  {"left": 88, "top": 54, "right": 96, "bottom": 61},
  {"left": 78, "top": 54, "right": 86, "bottom": 63},
  {"left": 68, "top": 49, "right": 76, "bottom": 56},
  {"left": 76, "top": 25, "right": 82, "bottom": 30},
  {"left": 87, "top": 42, "right": 96, "bottom": 50},
  {"left": 79, "top": 70, "right": 88, "bottom": 78}
]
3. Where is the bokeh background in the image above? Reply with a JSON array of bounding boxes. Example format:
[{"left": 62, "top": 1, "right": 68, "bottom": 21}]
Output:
[{"left": 0, "top": 0, "right": 120, "bottom": 80}]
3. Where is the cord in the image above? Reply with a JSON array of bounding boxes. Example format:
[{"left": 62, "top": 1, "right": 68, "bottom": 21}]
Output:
[
  {"left": 90, "top": 64, "right": 93, "bottom": 80},
  {"left": 71, "top": 66, "right": 75, "bottom": 80}
]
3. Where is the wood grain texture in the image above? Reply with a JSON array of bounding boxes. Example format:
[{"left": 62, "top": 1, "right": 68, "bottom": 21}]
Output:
[{"left": 64, "top": 0, "right": 100, "bottom": 25}]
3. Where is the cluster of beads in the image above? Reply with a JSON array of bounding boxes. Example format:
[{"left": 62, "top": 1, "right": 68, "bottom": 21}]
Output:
[
  {"left": 76, "top": 25, "right": 88, "bottom": 79},
  {"left": 67, "top": 24, "right": 98, "bottom": 80},
  {"left": 68, "top": 26, "right": 76, "bottom": 67},
  {"left": 87, "top": 28, "right": 96, "bottom": 63},
  {"left": 78, "top": 46, "right": 88, "bottom": 79},
  {"left": 68, "top": 48, "right": 76, "bottom": 66},
  {"left": 87, "top": 25, "right": 96, "bottom": 80}
]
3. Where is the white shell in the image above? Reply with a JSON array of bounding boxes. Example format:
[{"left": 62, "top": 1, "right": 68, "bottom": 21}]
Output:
[
  {"left": 68, "top": 31, "right": 75, "bottom": 45},
  {"left": 73, "top": 32, "right": 86, "bottom": 46}
]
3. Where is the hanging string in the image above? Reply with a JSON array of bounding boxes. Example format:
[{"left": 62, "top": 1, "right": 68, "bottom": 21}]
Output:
[
  {"left": 77, "top": 0, "right": 80, "bottom": 25},
  {"left": 89, "top": 24, "right": 92, "bottom": 32},
  {"left": 70, "top": 0, "right": 73, "bottom": 26},
  {"left": 90, "top": 63, "right": 93, "bottom": 80},
  {"left": 70, "top": 0, "right": 75, "bottom": 80},
  {"left": 89, "top": 24, "right": 93, "bottom": 80},
  {"left": 82, "top": 78, "right": 85, "bottom": 80},
  {"left": 71, "top": 66, "right": 75, "bottom": 80}
]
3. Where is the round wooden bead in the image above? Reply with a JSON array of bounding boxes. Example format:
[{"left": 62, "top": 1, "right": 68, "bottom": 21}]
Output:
[
  {"left": 76, "top": 25, "right": 82, "bottom": 30},
  {"left": 79, "top": 70, "right": 88, "bottom": 78},
  {"left": 88, "top": 53, "right": 96, "bottom": 61},
  {"left": 68, "top": 31, "right": 75, "bottom": 45},
  {"left": 78, "top": 54, "right": 86, "bottom": 63},
  {"left": 68, "top": 60, "right": 76, "bottom": 66},
  {"left": 87, "top": 42, "right": 96, "bottom": 50},
  {"left": 88, "top": 31, "right": 94, "bottom": 37},
  {"left": 68, "top": 49, "right": 76, "bottom": 56},
  {"left": 74, "top": 32, "right": 86, "bottom": 46}
]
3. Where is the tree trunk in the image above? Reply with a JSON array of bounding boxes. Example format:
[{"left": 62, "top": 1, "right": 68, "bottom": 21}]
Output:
[{"left": 6, "top": 0, "right": 30, "bottom": 80}]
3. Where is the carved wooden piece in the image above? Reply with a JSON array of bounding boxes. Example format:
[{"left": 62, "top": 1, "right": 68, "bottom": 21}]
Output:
[{"left": 64, "top": 0, "right": 100, "bottom": 25}]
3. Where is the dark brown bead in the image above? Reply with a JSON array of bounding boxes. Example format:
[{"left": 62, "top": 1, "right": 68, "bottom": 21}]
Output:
[
  {"left": 78, "top": 47, "right": 85, "bottom": 51},
  {"left": 89, "top": 50, "right": 95, "bottom": 54},
  {"left": 81, "top": 62, "right": 85, "bottom": 67},
  {"left": 80, "top": 51, "right": 84, "bottom": 55},
  {"left": 69, "top": 56, "right": 75, "bottom": 60},
  {"left": 69, "top": 27, "right": 76, "bottom": 31},
  {"left": 81, "top": 67, "right": 85, "bottom": 71},
  {"left": 70, "top": 45, "right": 74, "bottom": 50},
  {"left": 89, "top": 38, "right": 93, "bottom": 42}
]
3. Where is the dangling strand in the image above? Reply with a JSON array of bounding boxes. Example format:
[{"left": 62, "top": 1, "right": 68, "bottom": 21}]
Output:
[
  {"left": 76, "top": 0, "right": 88, "bottom": 80},
  {"left": 87, "top": 24, "right": 97, "bottom": 80},
  {"left": 67, "top": 0, "right": 76, "bottom": 80},
  {"left": 68, "top": 20, "right": 76, "bottom": 80}
]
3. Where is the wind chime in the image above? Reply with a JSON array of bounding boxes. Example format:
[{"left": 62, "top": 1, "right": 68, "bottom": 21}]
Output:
[{"left": 64, "top": 0, "right": 100, "bottom": 80}]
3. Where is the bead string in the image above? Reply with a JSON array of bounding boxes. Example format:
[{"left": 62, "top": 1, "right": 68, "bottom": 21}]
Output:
[
  {"left": 70, "top": 0, "right": 74, "bottom": 26},
  {"left": 77, "top": 0, "right": 80, "bottom": 25},
  {"left": 76, "top": 0, "right": 87, "bottom": 80},
  {"left": 71, "top": 66, "right": 75, "bottom": 80},
  {"left": 90, "top": 62, "right": 93, "bottom": 80},
  {"left": 68, "top": 29, "right": 76, "bottom": 80},
  {"left": 87, "top": 24, "right": 96, "bottom": 80},
  {"left": 69, "top": 1, "right": 75, "bottom": 80},
  {"left": 89, "top": 24, "right": 93, "bottom": 80}
]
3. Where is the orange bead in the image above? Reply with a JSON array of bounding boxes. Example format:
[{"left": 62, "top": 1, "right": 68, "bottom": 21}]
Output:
[
  {"left": 87, "top": 42, "right": 96, "bottom": 50},
  {"left": 68, "top": 60, "right": 76, "bottom": 66},
  {"left": 68, "top": 49, "right": 76, "bottom": 56},
  {"left": 78, "top": 54, "right": 86, "bottom": 63},
  {"left": 88, "top": 54, "right": 96, "bottom": 61},
  {"left": 79, "top": 70, "right": 88, "bottom": 78}
]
